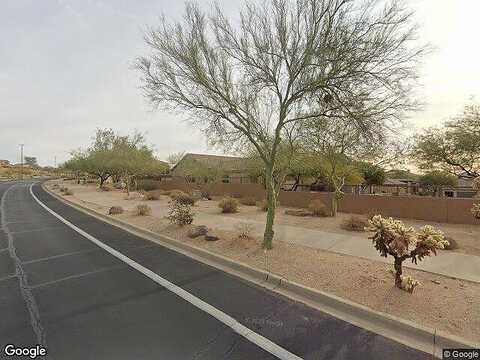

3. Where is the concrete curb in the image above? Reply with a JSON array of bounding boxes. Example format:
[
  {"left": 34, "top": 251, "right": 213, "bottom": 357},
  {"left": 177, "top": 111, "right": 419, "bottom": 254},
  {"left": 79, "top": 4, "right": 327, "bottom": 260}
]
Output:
[{"left": 43, "top": 184, "right": 479, "bottom": 358}]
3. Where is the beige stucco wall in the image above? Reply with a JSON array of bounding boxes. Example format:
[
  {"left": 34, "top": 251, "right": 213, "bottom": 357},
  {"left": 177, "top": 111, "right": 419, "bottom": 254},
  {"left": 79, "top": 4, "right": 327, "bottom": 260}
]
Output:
[{"left": 151, "top": 180, "right": 480, "bottom": 225}]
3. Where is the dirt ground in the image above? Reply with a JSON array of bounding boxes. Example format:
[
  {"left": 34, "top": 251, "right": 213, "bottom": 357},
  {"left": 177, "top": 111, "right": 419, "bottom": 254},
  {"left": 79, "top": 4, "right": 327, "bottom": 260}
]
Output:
[
  {"left": 48, "top": 181, "right": 480, "bottom": 344},
  {"left": 56, "top": 181, "right": 480, "bottom": 256}
]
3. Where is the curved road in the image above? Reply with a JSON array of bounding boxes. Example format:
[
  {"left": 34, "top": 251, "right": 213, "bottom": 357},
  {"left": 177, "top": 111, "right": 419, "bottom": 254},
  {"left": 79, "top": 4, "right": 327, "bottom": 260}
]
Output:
[{"left": 0, "top": 181, "right": 430, "bottom": 359}]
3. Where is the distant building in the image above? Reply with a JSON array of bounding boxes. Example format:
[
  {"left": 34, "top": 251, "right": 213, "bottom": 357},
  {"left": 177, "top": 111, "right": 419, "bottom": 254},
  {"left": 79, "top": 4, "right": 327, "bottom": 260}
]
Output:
[{"left": 169, "top": 153, "right": 250, "bottom": 183}]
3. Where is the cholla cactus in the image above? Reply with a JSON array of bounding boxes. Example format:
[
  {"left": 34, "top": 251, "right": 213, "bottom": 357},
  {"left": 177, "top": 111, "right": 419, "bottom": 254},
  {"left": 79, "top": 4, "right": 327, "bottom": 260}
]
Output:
[
  {"left": 367, "top": 215, "right": 448, "bottom": 292},
  {"left": 471, "top": 203, "right": 480, "bottom": 219},
  {"left": 401, "top": 276, "right": 421, "bottom": 293}
]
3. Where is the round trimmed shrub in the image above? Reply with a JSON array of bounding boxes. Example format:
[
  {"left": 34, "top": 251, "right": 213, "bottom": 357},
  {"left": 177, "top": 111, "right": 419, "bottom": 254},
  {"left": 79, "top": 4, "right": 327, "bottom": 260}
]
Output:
[
  {"left": 340, "top": 215, "right": 368, "bottom": 232},
  {"left": 134, "top": 204, "right": 151, "bottom": 216},
  {"left": 108, "top": 206, "right": 124, "bottom": 215},
  {"left": 218, "top": 197, "right": 239, "bottom": 213},
  {"left": 308, "top": 200, "right": 328, "bottom": 217},
  {"left": 143, "top": 191, "right": 160, "bottom": 200},
  {"left": 171, "top": 191, "right": 195, "bottom": 205}
]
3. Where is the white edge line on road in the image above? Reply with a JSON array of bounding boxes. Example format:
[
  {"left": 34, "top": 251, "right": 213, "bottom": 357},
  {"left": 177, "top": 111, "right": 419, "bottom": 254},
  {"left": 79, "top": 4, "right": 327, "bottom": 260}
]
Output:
[{"left": 29, "top": 184, "right": 303, "bottom": 360}]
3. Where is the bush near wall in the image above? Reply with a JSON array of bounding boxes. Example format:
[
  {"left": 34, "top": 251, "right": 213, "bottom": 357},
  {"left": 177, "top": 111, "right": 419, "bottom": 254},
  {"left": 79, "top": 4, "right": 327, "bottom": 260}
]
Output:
[
  {"left": 137, "top": 179, "right": 159, "bottom": 191},
  {"left": 153, "top": 181, "right": 480, "bottom": 225},
  {"left": 218, "top": 197, "right": 239, "bottom": 213}
]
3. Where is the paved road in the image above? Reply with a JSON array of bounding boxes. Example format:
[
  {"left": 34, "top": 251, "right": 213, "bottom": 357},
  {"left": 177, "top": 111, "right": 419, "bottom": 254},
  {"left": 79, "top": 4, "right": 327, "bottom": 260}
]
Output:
[{"left": 0, "top": 181, "right": 430, "bottom": 359}]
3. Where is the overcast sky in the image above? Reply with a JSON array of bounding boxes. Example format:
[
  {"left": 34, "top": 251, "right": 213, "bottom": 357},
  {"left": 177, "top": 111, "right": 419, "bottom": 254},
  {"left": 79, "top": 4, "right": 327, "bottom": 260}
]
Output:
[{"left": 1, "top": 0, "right": 479, "bottom": 166}]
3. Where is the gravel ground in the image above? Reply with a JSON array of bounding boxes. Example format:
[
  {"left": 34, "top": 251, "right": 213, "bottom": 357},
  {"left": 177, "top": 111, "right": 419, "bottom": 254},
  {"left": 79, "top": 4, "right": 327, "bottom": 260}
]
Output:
[{"left": 49, "top": 181, "right": 480, "bottom": 344}]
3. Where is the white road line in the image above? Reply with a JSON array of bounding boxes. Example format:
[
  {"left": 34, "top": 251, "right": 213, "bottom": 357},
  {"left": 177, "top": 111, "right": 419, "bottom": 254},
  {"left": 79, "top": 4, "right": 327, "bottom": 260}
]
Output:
[{"left": 29, "top": 184, "right": 303, "bottom": 360}]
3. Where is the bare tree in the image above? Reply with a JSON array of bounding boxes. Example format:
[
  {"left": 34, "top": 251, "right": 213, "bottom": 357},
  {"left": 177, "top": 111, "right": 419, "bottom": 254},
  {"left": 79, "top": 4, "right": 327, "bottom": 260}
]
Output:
[{"left": 136, "top": 0, "right": 427, "bottom": 249}]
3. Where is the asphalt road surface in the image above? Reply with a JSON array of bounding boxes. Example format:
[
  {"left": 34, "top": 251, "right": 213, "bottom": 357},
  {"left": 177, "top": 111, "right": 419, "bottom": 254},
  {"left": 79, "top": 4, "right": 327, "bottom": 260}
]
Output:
[{"left": 0, "top": 181, "right": 430, "bottom": 359}]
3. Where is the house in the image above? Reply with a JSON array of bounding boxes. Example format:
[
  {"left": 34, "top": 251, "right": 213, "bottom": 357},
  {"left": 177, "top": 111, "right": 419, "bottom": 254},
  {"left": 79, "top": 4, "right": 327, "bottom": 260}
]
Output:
[
  {"left": 443, "top": 177, "right": 476, "bottom": 198},
  {"left": 169, "top": 153, "right": 252, "bottom": 184},
  {"left": 0, "top": 160, "right": 11, "bottom": 167}
]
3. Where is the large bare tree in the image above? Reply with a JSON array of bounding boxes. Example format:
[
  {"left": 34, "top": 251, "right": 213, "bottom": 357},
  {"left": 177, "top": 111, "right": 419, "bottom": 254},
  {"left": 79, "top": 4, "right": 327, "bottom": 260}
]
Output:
[{"left": 136, "top": 0, "right": 427, "bottom": 249}]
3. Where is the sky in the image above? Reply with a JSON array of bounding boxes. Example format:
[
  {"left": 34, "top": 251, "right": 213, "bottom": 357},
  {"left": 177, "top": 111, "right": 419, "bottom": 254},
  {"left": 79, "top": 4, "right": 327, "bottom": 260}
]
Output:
[{"left": 1, "top": 0, "right": 479, "bottom": 166}]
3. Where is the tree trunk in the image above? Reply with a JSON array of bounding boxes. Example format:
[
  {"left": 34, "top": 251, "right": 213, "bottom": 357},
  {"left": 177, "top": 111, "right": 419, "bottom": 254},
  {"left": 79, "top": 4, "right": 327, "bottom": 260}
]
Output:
[
  {"left": 100, "top": 174, "right": 111, "bottom": 187},
  {"left": 331, "top": 192, "right": 339, "bottom": 217},
  {"left": 292, "top": 175, "right": 300, "bottom": 191},
  {"left": 262, "top": 166, "right": 276, "bottom": 249},
  {"left": 394, "top": 257, "right": 403, "bottom": 289},
  {"left": 125, "top": 175, "right": 130, "bottom": 196}
]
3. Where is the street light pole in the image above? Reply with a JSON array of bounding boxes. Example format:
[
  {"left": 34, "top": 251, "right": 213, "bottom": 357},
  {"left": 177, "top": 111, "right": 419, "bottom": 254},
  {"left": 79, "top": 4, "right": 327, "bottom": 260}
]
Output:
[{"left": 19, "top": 144, "right": 24, "bottom": 180}]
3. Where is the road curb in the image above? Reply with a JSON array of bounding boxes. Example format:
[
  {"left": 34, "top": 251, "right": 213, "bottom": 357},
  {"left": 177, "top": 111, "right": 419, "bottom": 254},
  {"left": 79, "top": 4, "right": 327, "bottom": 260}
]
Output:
[{"left": 43, "top": 183, "right": 479, "bottom": 357}]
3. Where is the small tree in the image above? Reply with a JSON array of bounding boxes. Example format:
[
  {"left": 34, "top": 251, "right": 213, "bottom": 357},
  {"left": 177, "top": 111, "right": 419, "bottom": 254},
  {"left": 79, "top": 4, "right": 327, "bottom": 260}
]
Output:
[
  {"left": 174, "top": 156, "right": 225, "bottom": 184},
  {"left": 419, "top": 170, "right": 458, "bottom": 196},
  {"left": 367, "top": 215, "right": 449, "bottom": 292},
  {"left": 62, "top": 151, "right": 89, "bottom": 183},
  {"left": 63, "top": 129, "right": 167, "bottom": 190},
  {"left": 321, "top": 153, "right": 362, "bottom": 216},
  {"left": 359, "top": 163, "right": 386, "bottom": 187},
  {"left": 109, "top": 132, "right": 167, "bottom": 195},
  {"left": 24, "top": 156, "right": 38, "bottom": 167},
  {"left": 137, "top": 0, "right": 427, "bottom": 248},
  {"left": 413, "top": 103, "right": 480, "bottom": 179}
]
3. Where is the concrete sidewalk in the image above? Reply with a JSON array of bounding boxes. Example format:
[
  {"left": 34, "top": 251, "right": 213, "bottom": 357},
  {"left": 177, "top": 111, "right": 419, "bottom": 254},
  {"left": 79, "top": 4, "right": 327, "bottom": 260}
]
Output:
[{"left": 195, "top": 214, "right": 480, "bottom": 283}]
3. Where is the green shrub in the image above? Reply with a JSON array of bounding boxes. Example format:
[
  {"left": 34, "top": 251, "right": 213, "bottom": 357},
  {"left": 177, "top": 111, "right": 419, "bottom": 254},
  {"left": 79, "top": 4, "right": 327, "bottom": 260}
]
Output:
[
  {"left": 340, "top": 215, "right": 368, "bottom": 232},
  {"left": 64, "top": 188, "right": 74, "bottom": 196},
  {"left": 167, "top": 201, "right": 194, "bottom": 225},
  {"left": 240, "top": 197, "right": 257, "bottom": 206},
  {"left": 218, "top": 197, "right": 239, "bottom": 213},
  {"left": 99, "top": 184, "right": 114, "bottom": 192},
  {"left": 59, "top": 186, "right": 68, "bottom": 193},
  {"left": 137, "top": 179, "right": 159, "bottom": 191},
  {"left": 308, "top": 200, "right": 328, "bottom": 217},
  {"left": 170, "top": 190, "right": 195, "bottom": 205},
  {"left": 108, "top": 206, "right": 124, "bottom": 215},
  {"left": 143, "top": 191, "right": 160, "bottom": 200},
  {"left": 134, "top": 204, "right": 151, "bottom": 216}
]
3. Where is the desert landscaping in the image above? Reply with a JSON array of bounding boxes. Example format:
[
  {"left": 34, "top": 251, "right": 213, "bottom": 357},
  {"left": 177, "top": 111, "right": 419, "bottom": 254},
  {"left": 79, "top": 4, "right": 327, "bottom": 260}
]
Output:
[{"left": 47, "top": 180, "right": 480, "bottom": 344}]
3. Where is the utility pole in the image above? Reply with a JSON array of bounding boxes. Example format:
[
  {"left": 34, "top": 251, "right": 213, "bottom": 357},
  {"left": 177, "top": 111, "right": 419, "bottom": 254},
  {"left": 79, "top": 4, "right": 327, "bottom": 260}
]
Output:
[{"left": 19, "top": 143, "right": 24, "bottom": 180}]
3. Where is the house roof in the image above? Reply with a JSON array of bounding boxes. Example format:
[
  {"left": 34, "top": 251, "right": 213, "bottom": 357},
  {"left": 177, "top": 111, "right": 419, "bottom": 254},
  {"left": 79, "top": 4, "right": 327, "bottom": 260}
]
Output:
[{"left": 171, "top": 153, "right": 246, "bottom": 173}]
